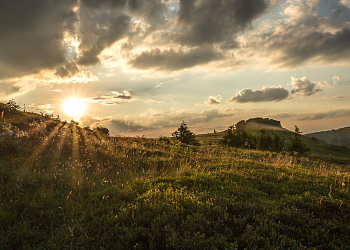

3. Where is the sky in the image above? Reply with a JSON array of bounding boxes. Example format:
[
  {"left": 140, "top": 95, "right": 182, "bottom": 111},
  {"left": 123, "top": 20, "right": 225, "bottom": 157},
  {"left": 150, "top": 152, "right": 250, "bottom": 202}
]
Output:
[{"left": 1, "top": 0, "right": 350, "bottom": 137}]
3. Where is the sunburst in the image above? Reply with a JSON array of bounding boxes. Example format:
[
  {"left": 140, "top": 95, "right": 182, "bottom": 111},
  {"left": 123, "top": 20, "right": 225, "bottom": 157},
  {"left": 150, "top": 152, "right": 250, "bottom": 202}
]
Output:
[{"left": 63, "top": 98, "right": 86, "bottom": 118}]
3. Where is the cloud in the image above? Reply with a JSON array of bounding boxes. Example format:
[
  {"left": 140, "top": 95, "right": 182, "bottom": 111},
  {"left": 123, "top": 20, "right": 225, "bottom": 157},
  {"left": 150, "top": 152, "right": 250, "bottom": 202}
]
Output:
[
  {"left": 290, "top": 76, "right": 322, "bottom": 97},
  {"left": 175, "top": 0, "right": 269, "bottom": 46},
  {"left": 341, "top": 0, "right": 350, "bottom": 8},
  {"left": 128, "top": 47, "right": 224, "bottom": 71},
  {"left": 85, "top": 90, "right": 136, "bottom": 104},
  {"left": 299, "top": 109, "right": 350, "bottom": 120},
  {"left": 78, "top": 14, "right": 131, "bottom": 66},
  {"left": 270, "top": 112, "right": 299, "bottom": 119},
  {"left": 271, "top": 109, "right": 350, "bottom": 121},
  {"left": 227, "top": 86, "right": 289, "bottom": 103},
  {"left": 249, "top": 2, "right": 350, "bottom": 69},
  {"left": 0, "top": 0, "right": 78, "bottom": 80},
  {"left": 204, "top": 95, "right": 222, "bottom": 105},
  {"left": 80, "top": 114, "right": 147, "bottom": 133},
  {"left": 0, "top": 80, "right": 21, "bottom": 97},
  {"left": 107, "top": 119, "right": 147, "bottom": 133},
  {"left": 155, "top": 82, "right": 164, "bottom": 88},
  {"left": 194, "top": 108, "right": 239, "bottom": 123},
  {"left": 55, "top": 61, "right": 81, "bottom": 78}
]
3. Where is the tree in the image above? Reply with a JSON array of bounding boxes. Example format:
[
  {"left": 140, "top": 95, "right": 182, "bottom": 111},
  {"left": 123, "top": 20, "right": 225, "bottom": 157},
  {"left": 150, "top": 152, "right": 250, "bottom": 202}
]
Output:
[
  {"left": 289, "top": 125, "right": 309, "bottom": 154},
  {"left": 273, "top": 133, "right": 285, "bottom": 152},
  {"left": 221, "top": 128, "right": 256, "bottom": 149},
  {"left": 256, "top": 128, "right": 273, "bottom": 150},
  {"left": 172, "top": 121, "right": 198, "bottom": 145}
]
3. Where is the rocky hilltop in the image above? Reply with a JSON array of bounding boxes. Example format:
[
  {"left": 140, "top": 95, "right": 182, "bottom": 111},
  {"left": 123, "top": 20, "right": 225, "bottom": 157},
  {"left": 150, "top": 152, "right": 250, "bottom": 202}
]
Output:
[{"left": 230, "top": 117, "right": 282, "bottom": 131}]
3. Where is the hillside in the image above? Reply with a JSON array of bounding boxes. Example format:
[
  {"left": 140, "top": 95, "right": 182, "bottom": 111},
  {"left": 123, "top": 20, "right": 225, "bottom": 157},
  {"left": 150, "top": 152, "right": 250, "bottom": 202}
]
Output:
[
  {"left": 196, "top": 119, "right": 350, "bottom": 164},
  {"left": 305, "top": 127, "right": 350, "bottom": 149},
  {"left": 1, "top": 106, "right": 350, "bottom": 249}
]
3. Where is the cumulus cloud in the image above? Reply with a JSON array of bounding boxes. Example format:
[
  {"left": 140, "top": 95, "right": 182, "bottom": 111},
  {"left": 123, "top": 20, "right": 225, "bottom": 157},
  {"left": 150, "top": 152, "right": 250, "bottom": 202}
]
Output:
[
  {"left": 290, "top": 76, "right": 322, "bottom": 97},
  {"left": 0, "top": 0, "right": 78, "bottom": 80},
  {"left": 227, "top": 86, "right": 289, "bottom": 103},
  {"left": 204, "top": 95, "right": 222, "bottom": 105},
  {"left": 85, "top": 90, "right": 136, "bottom": 105},
  {"left": 129, "top": 47, "right": 224, "bottom": 71}
]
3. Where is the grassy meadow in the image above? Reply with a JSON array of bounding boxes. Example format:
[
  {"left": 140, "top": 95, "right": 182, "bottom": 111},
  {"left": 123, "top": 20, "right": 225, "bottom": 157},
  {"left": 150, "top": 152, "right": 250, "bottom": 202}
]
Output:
[{"left": 1, "top": 106, "right": 350, "bottom": 249}]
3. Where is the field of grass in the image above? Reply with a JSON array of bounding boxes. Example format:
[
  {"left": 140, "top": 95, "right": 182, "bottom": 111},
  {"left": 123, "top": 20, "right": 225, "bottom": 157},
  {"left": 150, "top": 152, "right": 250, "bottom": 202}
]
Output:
[{"left": 1, "top": 108, "right": 350, "bottom": 249}]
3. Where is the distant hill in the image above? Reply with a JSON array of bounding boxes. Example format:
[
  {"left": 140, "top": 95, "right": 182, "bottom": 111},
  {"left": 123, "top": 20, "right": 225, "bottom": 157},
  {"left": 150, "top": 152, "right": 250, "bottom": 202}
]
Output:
[
  {"left": 305, "top": 127, "right": 350, "bottom": 149},
  {"left": 196, "top": 118, "right": 350, "bottom": 164}
]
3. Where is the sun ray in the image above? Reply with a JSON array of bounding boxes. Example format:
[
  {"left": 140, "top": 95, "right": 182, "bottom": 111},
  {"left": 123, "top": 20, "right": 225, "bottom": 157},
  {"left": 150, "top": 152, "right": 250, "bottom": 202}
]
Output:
[
  {"left": 79, "top": 128, "right": 99, "bottom": 168},
  {"left": 49, "top": 124, "right": 69, "bottom": 169},
  {"left": 71, "top": 122, "right": 80, "bottom": 163},
  {"left": 18, "top": 122, "right": 62, "bottom": 178}
]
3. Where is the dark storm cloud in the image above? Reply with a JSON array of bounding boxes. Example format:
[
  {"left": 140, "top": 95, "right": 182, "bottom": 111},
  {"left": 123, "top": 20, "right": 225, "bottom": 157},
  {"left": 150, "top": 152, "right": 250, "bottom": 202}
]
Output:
[
  {"left": 290, "top": 77, "right": 322, "bottom": 97},
  {"left": 78, "top": 14, "right": 131, "bottom": 66},
  {"left": 227, "top": 86, "right": 289, "bottom": 103},
  {"left": 175, "top": 0, "right": 269, "bottom": 46},
  {"left": 0, "top": 0, "right": 78, "bottom": 80},
  {"left": 128, "top": 47, "right": 224, "bottom": 71}
]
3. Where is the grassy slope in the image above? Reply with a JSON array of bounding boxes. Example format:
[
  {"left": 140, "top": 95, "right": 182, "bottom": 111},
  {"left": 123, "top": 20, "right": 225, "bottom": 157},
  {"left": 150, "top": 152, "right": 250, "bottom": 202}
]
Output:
[
  {"left": 1, "top": 108, "right": 350, "bottom": 249},
  {"left": 196, "top": 124, "right": 350, "bottom": 164},
  {"left": 305, "top": 127, "right": 350, "bottom": 149}
]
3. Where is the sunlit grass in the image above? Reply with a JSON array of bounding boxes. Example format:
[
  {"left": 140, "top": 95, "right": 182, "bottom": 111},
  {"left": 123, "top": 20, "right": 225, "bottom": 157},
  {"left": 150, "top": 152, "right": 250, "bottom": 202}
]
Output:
[{"left": 1, "top": 118, "right": 350, "bottom": 249}]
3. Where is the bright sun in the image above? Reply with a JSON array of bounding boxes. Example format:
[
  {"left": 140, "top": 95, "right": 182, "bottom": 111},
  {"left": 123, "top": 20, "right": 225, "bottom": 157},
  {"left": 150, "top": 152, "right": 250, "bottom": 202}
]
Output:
[{"left": 63, "top": 98, "right": 85, "bottom": 117}]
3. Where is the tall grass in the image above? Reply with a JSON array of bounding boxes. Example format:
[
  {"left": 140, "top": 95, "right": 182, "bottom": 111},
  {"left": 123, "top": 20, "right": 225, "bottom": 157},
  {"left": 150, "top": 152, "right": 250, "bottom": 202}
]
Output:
[{"left": 1, "top": 121, "right": 350, "bottom": 249}]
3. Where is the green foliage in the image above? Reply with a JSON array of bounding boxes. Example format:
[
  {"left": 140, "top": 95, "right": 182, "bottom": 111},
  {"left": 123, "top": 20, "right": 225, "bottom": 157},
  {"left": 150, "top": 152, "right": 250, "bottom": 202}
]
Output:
[
  {"left": 172, "top": 121, "right": 199, "bottom": 145},
  {"left": 221, "top": 128, "right": 284, "bottom": 152},
  {"left": 289, "top": 125, "right": 309, "bottom": 154}
]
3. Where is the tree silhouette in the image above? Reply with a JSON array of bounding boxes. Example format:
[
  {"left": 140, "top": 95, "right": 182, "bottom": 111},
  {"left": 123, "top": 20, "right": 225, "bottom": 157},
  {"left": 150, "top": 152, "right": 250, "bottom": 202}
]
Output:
[
  {"left": 172, "top": 121, "right": 198, "bottom": 145},
  {"left": 289, "top": 125, "right": 309, "bottom": 154}
]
